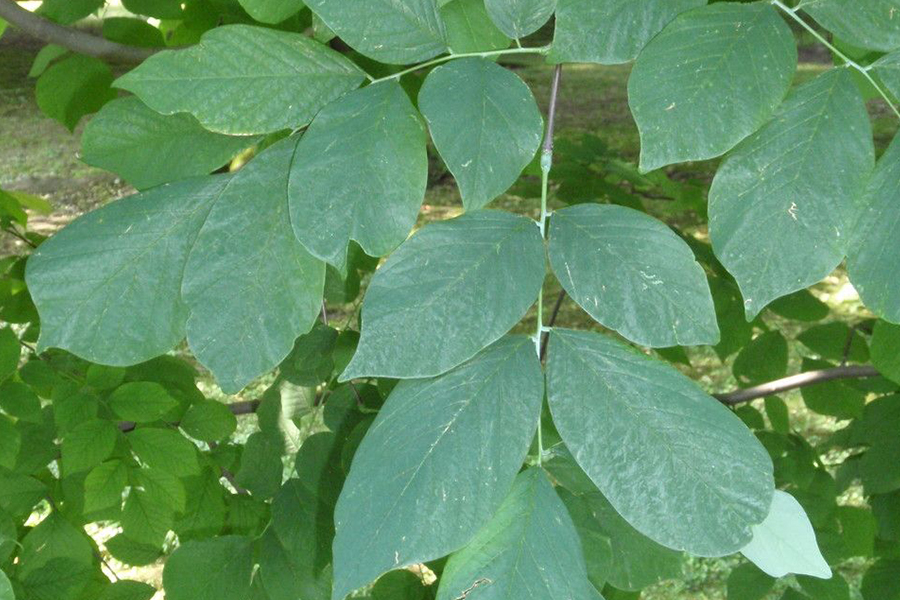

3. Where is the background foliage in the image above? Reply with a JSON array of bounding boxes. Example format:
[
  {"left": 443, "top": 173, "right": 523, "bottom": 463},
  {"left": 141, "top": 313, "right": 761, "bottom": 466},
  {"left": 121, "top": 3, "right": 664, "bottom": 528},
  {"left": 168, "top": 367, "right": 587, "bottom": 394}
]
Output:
[{"left": 2, "top": 0, "right": 900, "bottom": 599}]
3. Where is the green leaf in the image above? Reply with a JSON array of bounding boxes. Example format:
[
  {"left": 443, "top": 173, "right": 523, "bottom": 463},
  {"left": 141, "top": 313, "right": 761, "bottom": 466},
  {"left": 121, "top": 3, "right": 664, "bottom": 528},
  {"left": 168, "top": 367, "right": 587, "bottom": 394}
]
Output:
[
  {"left": 81, "top": 97, "right": 258, "bottom": 190},
  {"left": 84, "top": 460, "right": 128, "bottom": 513},
  {"left": 28, "top": 138, "right": 325, "bottom": 393},
  {"left": 122, "top": 0, "right": 183, "bottom": 18},
  {"left": 35, "top": 54, "right": 115, "bottom": 131},
  {"left": 163, "top": 536, "right": 254, "bottom": 600},
  {"left": 0, "top": 417, "right": 19, "bottom": 470},
  {"left": 17, "top": 512, "right": 94, "bottom": 578},
  {"left": 848, "top": 132, "right": 900, "bottom": 322},
  {"left": 441, "top": 0, "right": 510, "bottom": 53},
  {"left": 305, "top": 0, "right": 447, "bottom": 64},
  {"left": 553, "top": 473, "right": 683, "bottom": 591},
  {"left": 767, "top": 290, "right": 830, "bottom": 322},
  {"left": 628, "top": 3, "right": 796, "bottom": 172},
  {"left": 798, "top": 573, "right": 850, "bottom": 600},
  {"left": 61, "top": 419, "right": 118, "bottom": 475},
  {"left": 726, "top": 563, "right": 775, "bottom": 600},
  {"left": 235, "top": 432, "right": 284, "bottom": 499},
  {"left": 709, "top": 69, "right": 874, "bottom": 318},
  {"left": 37, "top": 0, "right": 104, "bottom": 24},
  {"left": 109, "top": 382, "right": 178, "bottom": 423},
  {"left": 547, "top": 328, "right": 774, "bottom": 556},
  {"left": 419, "top": 58, "right": 543, "bottom": 210},
  {"left": 332, "top": 336, "right": 543, "bottom": 599},
  {"left": 436, "top": 469, "right": 595, "bottom": 600},
  {"left": 0, "top": 327, "right": 19, "bottom": 382},
  {"left": 128, "top": 428, "right": 199, "bottom": 477},
  {"left": 871, "top": 490, "right": 900, "bottom": 541},
  {"left": 836, "top": 505, "right": 876, "bottom": 557},
  {"left": 806, "top": 0, "right": 900, "bottom": 52},
  {"left": 800, "top": 358, "right": 866, "bottom": 420},
  {"left": 873, "top": 50, "right": 900, "bottom": 100},
  {"left": 740, "top": 490, "right": 832, "bottom": 579},
  {"left": 799, "top": 323, "right": 869, "bottom": 363},
  {"left": 872, "top": 321, "right": 900, "bottom": 384},
  {"left": 122, "top": 469, "right": 185, "bottom": 545},
  {"left": 341, "top": 210, "right": 544, "bottom": 380},
  {"left": 289, "top": 81, "right": 427, "bottom": 269},
  {"left": 174, "top": 469, "right": 227, "bottom": 540},
  {"left": 0, "top": 570, "right": 12, "bottom": 600},
  {"left": 180, "top": 400, "right": 236, "bottom": 442},
  {"left": 237, "top": 0, "right": 305, "bottom": 23},
  {"left": 102, "top": 17, "right": 165, "bottom": 47},
  {"left": 18, "top": 558, "right": 93, "bottom": 600},
  {"left": 862, "top": 559, "right": 900, "bottom": 600},
  {"left": 0, "top": 381, "right": 41, "bottom": 422},
  {"left": 28, "top": 45, "right": 68, "bottom": 78},
  {"left": 280, "top": 323, "right": 338, "bottom": 387},
  {"left": 733, "top": 331, "right": 788, "bottom": 386},
  {"left": 550, "top": 0, "right": 705, "bottom": 65},
  {"left": 372, "top": 571, "right": 427, "bottom": 600},
  {"left": 97, "top": 580, "right": 157, "bottom": 600},
  {"left": 105, "top": 533, "right": 162, "bottom": 567},
  {"left": 484, "top": 0, "right": 555, "bottom": 38},
  {"left": 548, "top": 204, "right": 718, "bottom": 347},
  {"left": 857, "top": 395, "right": 900, "bottom": 493},
  {"left": 764, "top": 397, "right": 790, "bottom": 435},
  {"left": 115, "top": 25, "right": 365, "bottom": 134}
]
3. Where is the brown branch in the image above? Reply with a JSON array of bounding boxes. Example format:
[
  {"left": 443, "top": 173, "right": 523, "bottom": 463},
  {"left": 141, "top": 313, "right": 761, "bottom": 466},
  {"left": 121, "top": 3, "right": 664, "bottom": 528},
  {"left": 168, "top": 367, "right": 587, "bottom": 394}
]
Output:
[
  {"left": 540, "top": 290, "right": 566, "bottom": 362},
  {"left": 0, "top": 0, "right": 157, "bottom": 62},
  {"left": 542, "top": 65, "right": 563, "bottom": 156},
  {"left": 714, "top": 365, "right": 880, "bottom": 405}
]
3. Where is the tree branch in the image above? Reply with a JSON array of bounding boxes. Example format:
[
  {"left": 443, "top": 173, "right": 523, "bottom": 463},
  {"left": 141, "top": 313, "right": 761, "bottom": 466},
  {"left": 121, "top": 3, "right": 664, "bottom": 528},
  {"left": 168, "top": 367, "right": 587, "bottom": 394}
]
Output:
[
  {"left": 714, "top": 365, "right": 880, "bottom": 405},
  {"left": 0, "top": 0, "right": 157, "bottom": 62}
]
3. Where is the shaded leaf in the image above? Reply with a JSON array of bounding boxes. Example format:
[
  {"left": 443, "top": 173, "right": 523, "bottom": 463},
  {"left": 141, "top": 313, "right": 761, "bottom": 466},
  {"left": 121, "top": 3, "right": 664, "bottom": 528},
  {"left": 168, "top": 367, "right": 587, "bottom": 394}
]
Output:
[{"left": 163, "top": 536, "right": 254, "bottom": 600}]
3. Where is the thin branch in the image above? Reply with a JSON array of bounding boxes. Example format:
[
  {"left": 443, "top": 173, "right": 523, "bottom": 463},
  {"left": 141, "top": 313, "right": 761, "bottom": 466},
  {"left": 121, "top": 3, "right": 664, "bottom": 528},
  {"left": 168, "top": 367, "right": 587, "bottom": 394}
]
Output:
[
  {"left": 370, "top": 45, "right": 550, "bottom": 85},
  {"left": 714, "top": 365, "right": 880, "bottom": 405},
  {"left": 2, "top": 226, "right": 37, "bottom": 248},
  {"left": 0, "top": 0, "right": 157, "bottom": 62}
]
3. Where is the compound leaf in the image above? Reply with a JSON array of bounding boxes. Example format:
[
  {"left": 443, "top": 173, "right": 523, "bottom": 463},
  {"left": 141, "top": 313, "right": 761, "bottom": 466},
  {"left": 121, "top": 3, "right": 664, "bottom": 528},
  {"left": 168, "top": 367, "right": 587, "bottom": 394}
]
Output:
[
  {"left": 115, "top": 25, "right": 365, "bottom": 134},
  {"left": 806, "top": 0, "right": 900, "bottom": 52},
  {"left": 548, "top": 204, "right": 718, "bottom": 347},
  {"left": 81, "top": 96, "right": 258, "bottom": 190},
  {"left": 418, "top": 58, "right": 543, "bottom": 210},
  {"left": 709, "top": 69, "right": 874, "bottom": 318},
  {"left": 547, "top": 328, "right": 774, "bottom": 556},
  {"left": 332, "top": 337, "right": 543, "bottom": 599},
  {"left": 341, "top": 210, "right": 544, "bottom": 380},
  {"left": 289, "top": 81, "right": 428, "bottom": 270},
  {"left": 435, "top": 468, "right": 596, "bottom": 600},
  {"left": 551, "top": 0, "right": 706, "bottom": 65},
  {"left": 305, "top": 0, "right": 447, "bottom": 64},
  {"left": 628, "top": 3, "right": 796, "bottom": 172}
]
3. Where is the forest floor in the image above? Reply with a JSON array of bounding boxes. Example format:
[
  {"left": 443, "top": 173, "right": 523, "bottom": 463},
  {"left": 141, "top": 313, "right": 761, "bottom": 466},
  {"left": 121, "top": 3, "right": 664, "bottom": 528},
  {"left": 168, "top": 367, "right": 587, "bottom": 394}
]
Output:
[{"left": 1, "top": 25, "right": 897, "bottom": 600}]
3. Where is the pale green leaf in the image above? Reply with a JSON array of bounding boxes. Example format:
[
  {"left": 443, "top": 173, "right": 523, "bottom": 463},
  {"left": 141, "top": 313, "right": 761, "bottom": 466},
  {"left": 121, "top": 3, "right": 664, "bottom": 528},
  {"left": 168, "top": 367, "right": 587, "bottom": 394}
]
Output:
[
  {"left": 484, "top": 0, "right": 554, "bottom": 39},
  {"left": 341, "top": 210, "right": 544, "bottom": 380},
  {"left": 128, "top": 428, "right": 200, "bottom": 477},
  {"left": 871, "top": 321, "right": 900, "bottom": 384},
  {"left": 436, "top": 469, "right": 596, "bottom": 600},
  {"left": 806, "top": 0, "right": 900, "bottom": 52},
  {"left": 740, "top": 490, "right": 832, "bottom": 579},
  {"left": 441, "top": 0, "right": 510, "bottom": 53},
  {"left": 115, "top": 25, "right": 365, "bottom": 134},
  {"left": 332, "top": 337, "right": 543, "bottom": 599},
  {"left": 81, "top": 97, "right": 258, "bottom": 190},
  {"left": 709, "top": 69, "right": 874, "bottom": 318},
  {"left": 180, "top": 400, "right": 237, "bottom": 442},
  {"left": 418, "top": 58, "right": 543, "bottom": 210},
  {"left": 289, "top": 82, "right": 427, "bottom": 269},
  {"left": 628, "top": 3, "right": 796, "bottom": 172},
  {"left": 109, "top": 382, "right": 178, "bottom": 423},
  {"left": 84, "top": 460, "right": 128, "bottom": 513},
  {"left": 873, "top": 51, "right": 900, "bottom": 99},
  {"left": 305, "top": 0, "right": 447, "bottom": 64},
  {"left": 163, "top": 536, "right": 254, "bottom": 600},
  {"left": 548, "top": 204, "right": 718, "bottom": 347},
  {"left": 848, "top": 132, "right": 900, "bottom": 323},
  {"left": 550, "top": 0, "right": 706, "bottom": 65},
  {"left": 547, "top": 328, "right": 774, "bottom": 556},
  {"left": 61, "top": 419, "right": 118, "bottom": 475},
  {"left": 28, "top": 137, "right": 325, "bottom": 393},
  {"left": 237, "top": 0, "right": 304, "bottom": 23}
]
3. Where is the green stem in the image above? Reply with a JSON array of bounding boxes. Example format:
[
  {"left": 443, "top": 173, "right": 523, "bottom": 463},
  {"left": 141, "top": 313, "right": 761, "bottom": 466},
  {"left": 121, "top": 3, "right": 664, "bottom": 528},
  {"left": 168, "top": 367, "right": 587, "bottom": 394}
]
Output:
[
  {"left": 370, "top": 45, "right": 551, "bottom": 84},
  {"left": 771, "top": 0, "right": 900, "bottom": 121}
]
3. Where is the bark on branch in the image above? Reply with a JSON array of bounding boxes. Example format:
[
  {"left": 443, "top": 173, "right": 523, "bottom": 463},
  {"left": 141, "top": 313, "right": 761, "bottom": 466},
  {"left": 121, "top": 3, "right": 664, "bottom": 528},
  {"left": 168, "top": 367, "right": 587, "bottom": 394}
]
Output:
[
  {"left": 713, "top": 365, "right": 880, "bottom": 405},
  {"left": 0, "top": 0, "right": 157, "bottom": 62}
]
